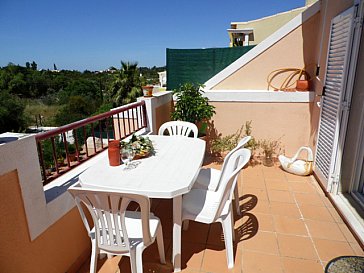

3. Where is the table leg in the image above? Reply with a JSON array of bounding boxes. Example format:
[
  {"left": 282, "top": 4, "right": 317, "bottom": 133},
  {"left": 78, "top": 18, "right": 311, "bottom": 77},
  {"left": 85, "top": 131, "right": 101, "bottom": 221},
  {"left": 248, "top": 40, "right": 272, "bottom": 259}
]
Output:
[{"left": 173, "top": 196, "right": 182, "bottom": 272}]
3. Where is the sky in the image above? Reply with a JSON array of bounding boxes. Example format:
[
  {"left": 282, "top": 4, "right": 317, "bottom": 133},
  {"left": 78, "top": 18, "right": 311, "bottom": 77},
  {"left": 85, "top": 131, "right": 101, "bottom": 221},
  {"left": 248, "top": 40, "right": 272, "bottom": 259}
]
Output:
[{"left": 0, "top": 0, "right": 305, "bottom": 71}]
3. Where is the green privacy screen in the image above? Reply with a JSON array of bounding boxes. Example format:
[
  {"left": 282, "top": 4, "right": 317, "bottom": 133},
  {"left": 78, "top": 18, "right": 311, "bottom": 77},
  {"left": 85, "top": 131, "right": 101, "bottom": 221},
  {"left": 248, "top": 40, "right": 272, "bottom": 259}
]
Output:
[{"left": 166, "top": 46, "right": 255, "bottom": 90}]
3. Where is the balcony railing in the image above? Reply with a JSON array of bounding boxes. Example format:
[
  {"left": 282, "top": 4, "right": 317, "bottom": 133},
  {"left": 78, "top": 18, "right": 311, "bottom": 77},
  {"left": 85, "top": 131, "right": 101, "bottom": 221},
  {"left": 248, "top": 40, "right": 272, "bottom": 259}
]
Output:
[{"left": 35, "top": 101, "right": 147, "bottom": 184}]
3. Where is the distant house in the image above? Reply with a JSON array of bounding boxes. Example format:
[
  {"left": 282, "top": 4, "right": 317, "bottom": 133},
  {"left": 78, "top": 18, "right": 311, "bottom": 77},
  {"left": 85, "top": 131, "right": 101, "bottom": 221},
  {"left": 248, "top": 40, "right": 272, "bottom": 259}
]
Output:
[
  {"left": 158, "top": 71, "right": 166, "bottom": 87},
  {"left": 227, "top": 0, "right": 317, "bottom": 47}
]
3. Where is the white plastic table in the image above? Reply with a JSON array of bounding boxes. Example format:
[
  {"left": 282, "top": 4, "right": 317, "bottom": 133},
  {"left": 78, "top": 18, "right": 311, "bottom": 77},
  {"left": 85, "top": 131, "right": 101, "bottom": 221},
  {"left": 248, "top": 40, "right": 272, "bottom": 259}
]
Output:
[{"left": 79, "top": 135, "right": 206, "bottom": 272}]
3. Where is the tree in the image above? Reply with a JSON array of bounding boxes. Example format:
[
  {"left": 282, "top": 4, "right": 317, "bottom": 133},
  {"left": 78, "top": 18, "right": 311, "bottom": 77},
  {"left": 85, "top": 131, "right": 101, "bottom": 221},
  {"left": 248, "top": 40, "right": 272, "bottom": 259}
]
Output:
[
  {"left": 58, "top": 78, "right": 102, "bottom": 105},
  {"left": 107, "top": 61, "right": 144, "bottom": 106},
  {"left": 54, "top": 95, "right": 97, "bottom": 125},
  {"left": 31, "top": 61, "right": 37, "bottom": 71},
  {"left": 0, "top": 90, "right": 28, "bottom": 133}
]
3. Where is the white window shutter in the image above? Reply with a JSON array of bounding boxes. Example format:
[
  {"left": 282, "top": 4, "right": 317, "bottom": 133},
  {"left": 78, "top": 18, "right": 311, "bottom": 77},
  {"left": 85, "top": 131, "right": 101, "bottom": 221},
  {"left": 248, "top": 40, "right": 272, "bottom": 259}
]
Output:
[{"left": 315, "top": 6, "right": 356, "bottom": 190}]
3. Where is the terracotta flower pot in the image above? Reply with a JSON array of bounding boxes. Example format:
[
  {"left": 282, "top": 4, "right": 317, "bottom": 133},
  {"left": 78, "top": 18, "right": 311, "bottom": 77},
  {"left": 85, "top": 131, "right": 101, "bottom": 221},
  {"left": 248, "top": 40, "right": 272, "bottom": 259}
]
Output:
[{"left": 142, "top": 86, "right": 153, "bottom": 97}]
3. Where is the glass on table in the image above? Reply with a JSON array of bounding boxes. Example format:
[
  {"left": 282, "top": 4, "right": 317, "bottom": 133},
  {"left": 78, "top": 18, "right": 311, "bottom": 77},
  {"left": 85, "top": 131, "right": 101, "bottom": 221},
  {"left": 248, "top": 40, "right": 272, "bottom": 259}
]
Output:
[{"left": 121, "top": 147, "right": 135, "bottom": 166}]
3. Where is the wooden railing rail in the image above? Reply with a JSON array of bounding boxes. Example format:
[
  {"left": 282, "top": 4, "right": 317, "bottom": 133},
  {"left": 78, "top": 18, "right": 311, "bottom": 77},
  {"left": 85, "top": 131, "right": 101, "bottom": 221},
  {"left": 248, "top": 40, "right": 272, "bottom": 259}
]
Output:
[{"left": 35, "top": 101, "right": 147, "bottom": 184}]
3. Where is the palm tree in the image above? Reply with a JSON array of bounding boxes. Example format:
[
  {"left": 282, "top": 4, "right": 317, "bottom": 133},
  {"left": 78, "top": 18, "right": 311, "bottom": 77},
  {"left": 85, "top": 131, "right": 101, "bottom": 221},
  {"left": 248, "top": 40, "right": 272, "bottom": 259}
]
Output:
[{"left": 108, "top": 61, "right": 144, "bottom": 106}]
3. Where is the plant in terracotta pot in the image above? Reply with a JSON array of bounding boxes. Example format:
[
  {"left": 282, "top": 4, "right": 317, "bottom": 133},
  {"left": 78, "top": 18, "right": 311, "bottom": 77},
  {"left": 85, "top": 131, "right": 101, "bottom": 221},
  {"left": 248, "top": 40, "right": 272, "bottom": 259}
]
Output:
[
  {"left": 211, "top": 125, "right": 244, "bottom": 158},
  {"left": 258, "top": 138, "right": 281, "bottom": 167},
  {"left": 67, "top": 143, "right": 77, "bottom": 161},
  {"left": 171, "top": 83, "right": 215, "bottom": 137},
  {"left": 243, "top": 121, "right": 259, "bottom": 162}
]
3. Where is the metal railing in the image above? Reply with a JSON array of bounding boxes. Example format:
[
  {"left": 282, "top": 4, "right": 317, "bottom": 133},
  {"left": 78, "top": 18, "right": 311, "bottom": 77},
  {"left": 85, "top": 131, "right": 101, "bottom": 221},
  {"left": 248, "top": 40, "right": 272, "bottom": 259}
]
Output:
[{"left": 35, "top": 101, "right": 147, "bottom": 184}]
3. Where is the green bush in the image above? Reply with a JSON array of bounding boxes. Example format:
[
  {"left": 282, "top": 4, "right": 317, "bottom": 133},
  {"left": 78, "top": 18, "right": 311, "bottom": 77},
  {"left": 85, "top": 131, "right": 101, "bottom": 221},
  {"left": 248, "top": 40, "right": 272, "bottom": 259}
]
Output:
[
  {"left": 171, "top": 83, "right": 215, "bottom": 135},
  {"left": 0, "top": 90, "right": 27, "bottom": 133}
]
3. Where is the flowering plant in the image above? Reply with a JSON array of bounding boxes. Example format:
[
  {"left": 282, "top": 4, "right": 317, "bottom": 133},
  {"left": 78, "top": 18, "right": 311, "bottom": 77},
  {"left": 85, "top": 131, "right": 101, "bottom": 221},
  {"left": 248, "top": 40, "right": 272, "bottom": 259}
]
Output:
[{"left": 121, "top": 134, "right": 154, "bottom": 158}]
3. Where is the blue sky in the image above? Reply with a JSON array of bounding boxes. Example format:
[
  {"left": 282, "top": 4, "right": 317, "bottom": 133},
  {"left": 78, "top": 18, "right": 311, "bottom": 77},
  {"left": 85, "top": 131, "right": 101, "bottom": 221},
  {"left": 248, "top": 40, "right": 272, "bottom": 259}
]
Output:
[{"left": 0, "top": 0, "right": 305, "bottom": 71}]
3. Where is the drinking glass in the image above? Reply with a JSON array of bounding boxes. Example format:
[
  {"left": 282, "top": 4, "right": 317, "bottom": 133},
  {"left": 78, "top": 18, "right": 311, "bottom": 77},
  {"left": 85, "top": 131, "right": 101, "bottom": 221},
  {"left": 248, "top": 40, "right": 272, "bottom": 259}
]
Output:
[{"left": 121, "top": 147, "right": 135, "bottom": 167}]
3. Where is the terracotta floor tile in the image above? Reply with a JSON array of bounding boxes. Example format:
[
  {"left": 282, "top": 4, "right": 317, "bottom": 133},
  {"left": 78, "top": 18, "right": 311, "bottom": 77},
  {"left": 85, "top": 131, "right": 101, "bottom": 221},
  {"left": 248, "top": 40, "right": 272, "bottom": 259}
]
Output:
[
  {"left": 281, "top": 257, "right": 323, "bottom": 273},
  {"left": 143, "top": 240, "right": 170, "bottom": 263},
  {"left": 84, "top": 255, "right": 123, "bottom": 273},
  {"left": 294, "top": 192, "right": 325, "bottom": 207},
  {"left": 180, "top": 269, "right": 200, "bottom": 273},
  {"left": 242, "top": 250, "right": 283, "bottom": 273},
  {"left": 241, "top": 231, "right": 279, "bottom": 255},
  {"left": 201, "top": 246, "right": 242, "bottom": 273},
  {"left": 313, "top": 238, "right": 355, "bottom": 262},
  {"left": 242, "top": 199, "right": 270, "bottom": 214},
  {"left": 350, "top": 242, "right": 364, "bottom": 255},
  {"left": 207, "top": 222, "right": 225, "bottom": 247},
  {"left": 285, "top": 173, "right": 313, "bottom": 183},
  {"left": 243, "top": 168, "right": 264, "bottom": 181},
  {"left": 321, "top": 196, "right": 335, "bottom": 208},
  {"left": 277, "top": 234, "right": 319, "bottom": 260},
  {"left": 180, "top": 242, "right": 205, "bottom": 271},
  {"left": 328, "top": 207, "right": 344, "bottom": 223},
  {"left": 338, "top": 223, "right": 358, "bottom": 243},
  {"left": 267, "top": 189, "right": 295, "bottom": 203},
  {"left": 235, "top": 213, "right": 259, "bottom": 242},
  {"left": 262, "top": 168, "right": 286, "bottom": 181},
  {"left": 305, "top": 219, "right": 346, "bottom": 241},
  {"left": 242, "top": 175, "right": 266, "bottom": 189},
  {"left": 266, "top": 180, "right": 290, "bottom": 191},
  {"left": 142, "top": 262, "right": 173, "bottom": 273},
  {"left": 182, "top": 221, "right": 209, "bottom": 244},
  {"left": 76, "top": 164, "right": 364, "bottom": 273},
  {"left": 308, "top": 178, "right": 326, "bottom": 194},
  {"left": 299, "top": 204, "right": 335, "bottom": 222},
  {"left": 273, "top": 215, "right": 308, "bottom": 236},
  {"left": 289, "top": 182, "right": 317, "bottom": 194},
  {"left": 242, "top": 187, "right": 268, "bottom": 201},
  {"left": 254, "top": 212, "right": 275, "bottom": 232},
  {"left": 270, "top": 202, "right": 301, "bottom": 218}
]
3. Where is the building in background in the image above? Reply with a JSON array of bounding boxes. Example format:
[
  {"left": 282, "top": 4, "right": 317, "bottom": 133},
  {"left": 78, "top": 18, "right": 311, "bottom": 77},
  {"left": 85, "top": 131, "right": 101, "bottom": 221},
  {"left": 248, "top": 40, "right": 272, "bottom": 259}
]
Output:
[{"left": 228, "top": 0, "right": 318, "bottom": 47}]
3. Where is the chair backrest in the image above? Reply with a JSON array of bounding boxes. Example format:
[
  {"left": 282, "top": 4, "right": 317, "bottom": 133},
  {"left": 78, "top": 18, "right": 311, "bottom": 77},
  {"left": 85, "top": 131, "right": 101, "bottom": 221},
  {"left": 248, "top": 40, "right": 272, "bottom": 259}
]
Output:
[
  {"left": 214, "top": 148, "right": 251, "bottom": 221},
  {"left": 158, "top": 121, "right": 198, "bottom": 138},
  {"left": 217, "top": 136, "right": 251, "bottom": 190},
  {"left": 68, "top": 183, "right": 152, "bottom": 253}
]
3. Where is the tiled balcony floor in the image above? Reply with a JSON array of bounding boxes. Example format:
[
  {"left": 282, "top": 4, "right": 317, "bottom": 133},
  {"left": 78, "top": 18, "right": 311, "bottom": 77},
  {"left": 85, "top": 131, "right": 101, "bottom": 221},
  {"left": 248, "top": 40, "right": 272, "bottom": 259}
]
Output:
[{"left": 78, "top": 160, "right": 364, "bottom": 273}]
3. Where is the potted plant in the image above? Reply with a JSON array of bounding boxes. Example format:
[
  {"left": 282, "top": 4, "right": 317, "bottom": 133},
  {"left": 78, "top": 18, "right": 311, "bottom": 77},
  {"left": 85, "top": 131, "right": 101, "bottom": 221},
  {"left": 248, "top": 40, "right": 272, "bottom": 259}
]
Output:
[
  {"left": 243, "top": 121, "right": 259, "bottom": 159},
  {"left": 171, "top": 83, "right": 215, "bottom": 137},
  {"left": 67, "top": 143, "right": 77, "bottom": 161},
  {"left": 259, "top": 138, "right": 281, "bottom": 167},
  {"left": 211, "top": 125, "right": 244, "bottom": 158},
  {"left": 142, "top": 85, "right": 153, "bottom": 97}
]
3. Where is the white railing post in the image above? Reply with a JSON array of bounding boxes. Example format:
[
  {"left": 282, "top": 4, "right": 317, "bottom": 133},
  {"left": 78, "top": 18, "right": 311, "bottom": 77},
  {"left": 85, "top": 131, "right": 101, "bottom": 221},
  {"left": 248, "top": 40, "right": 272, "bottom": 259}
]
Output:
[{"left": 137, "top": 91, "right": 173, "bottom": 134}]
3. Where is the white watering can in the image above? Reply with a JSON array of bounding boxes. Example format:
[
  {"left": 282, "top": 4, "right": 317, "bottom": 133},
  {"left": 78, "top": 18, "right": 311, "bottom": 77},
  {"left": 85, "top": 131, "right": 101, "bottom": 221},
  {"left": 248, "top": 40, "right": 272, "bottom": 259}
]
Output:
[{"left": 278, "top": 146, "right": 313, "bottom": 176}]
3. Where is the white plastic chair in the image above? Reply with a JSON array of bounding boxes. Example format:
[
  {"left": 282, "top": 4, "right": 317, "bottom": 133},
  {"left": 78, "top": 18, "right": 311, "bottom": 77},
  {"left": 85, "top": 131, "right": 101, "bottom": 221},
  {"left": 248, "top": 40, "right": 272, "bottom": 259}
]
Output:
[
  {"left": 193, "top": 136, "right": 251, "bottom": 215},
  {"left": 68, "top": 183, "right": 166, "bottom": 273},
  {"left": 158, "top": 121, "right": 198, "bottom": 138},
  {"left": 182, "top": 148, "right": 251, "bottom": 269}
]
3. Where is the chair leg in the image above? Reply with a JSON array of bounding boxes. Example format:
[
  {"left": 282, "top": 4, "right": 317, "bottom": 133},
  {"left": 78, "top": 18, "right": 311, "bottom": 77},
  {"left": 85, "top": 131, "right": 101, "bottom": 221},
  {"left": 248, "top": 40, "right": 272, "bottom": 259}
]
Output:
[
  {"left": 89, "top": 240, "right": 98, "bottom": 273},
  {"left": 234, "top": 185, "right": 241, "bottom": 216},
  {"left": 129, "top": 248, "right": 137, "bottom": 273},
  {"left": 156, "top": 224, "right": 166, "bottom": 264},
  {"left": 231, "top": 203, "right": 236, "bottom": 242},
  {"left": 135, "top": 245, "right": 144, "bottom": 273},
  {"left": 221, "top": 212, "right": 235, "bottom": 269}
]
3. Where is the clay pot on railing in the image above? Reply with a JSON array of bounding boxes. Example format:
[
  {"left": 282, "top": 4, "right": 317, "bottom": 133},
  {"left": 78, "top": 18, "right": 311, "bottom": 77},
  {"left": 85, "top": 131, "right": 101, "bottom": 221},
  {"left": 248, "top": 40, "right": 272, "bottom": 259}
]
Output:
[
  {"left": 142, "top": 86, "right": 153, "bottom": 97},
  {"left": 108, "top": 140, "right": 120, "bottom": 166}
]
